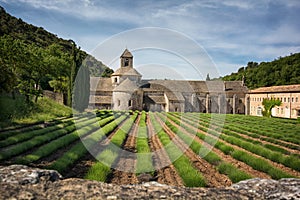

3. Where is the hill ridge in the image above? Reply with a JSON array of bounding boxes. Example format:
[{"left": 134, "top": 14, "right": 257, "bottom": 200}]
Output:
[{"left": 222, "top": 53, "right": 300, "bottom": 89}]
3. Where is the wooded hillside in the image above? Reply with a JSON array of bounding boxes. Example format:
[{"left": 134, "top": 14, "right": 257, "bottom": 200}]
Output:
[
  {"left": 0, "top": 6, "right": 113, "bottom": 110},
  {"left": 0, "top": 6, "right": 111, "bottom": 77},
  {"left": 222, "top": 53, "right": 300, "bottom": 89}
]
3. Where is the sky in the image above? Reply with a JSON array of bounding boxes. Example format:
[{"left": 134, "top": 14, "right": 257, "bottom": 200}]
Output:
[{"left": 1, "top": 0, "right": 300, "bottom": 80}]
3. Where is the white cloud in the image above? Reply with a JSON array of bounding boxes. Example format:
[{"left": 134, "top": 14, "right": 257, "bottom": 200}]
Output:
[
  {"left": 260, "top": 24, "right": 300, "bottom": 45},
  {"left": 2, "top": 0, "right": 300, "bottom": 77},
  {"left": 8, "top": 0, "right": 140, "bottom": 22},
  {"left": 214, "top": 61, "right": 243, "bottom": 77},
  {"left": 221, "top": 0, "right": 254, "bottom": 9}
]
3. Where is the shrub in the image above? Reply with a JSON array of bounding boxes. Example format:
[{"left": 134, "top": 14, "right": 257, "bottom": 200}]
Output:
[{"left": 217, "top": 162, "right": 252, "bottom": 183}]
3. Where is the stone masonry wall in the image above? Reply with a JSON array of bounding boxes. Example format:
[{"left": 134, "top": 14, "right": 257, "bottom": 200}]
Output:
[{"left": 0, "top": 165, "right": 299, "bottom": 200}]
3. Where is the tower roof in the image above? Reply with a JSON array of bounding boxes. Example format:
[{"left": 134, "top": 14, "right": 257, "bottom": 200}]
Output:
[{"left": 120, "top": 48, "right": 133, "bottom": 58}]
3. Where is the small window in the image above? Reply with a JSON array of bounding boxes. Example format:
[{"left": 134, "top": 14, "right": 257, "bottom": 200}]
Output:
[
  {"left": 284, "top": 97, "right": 286, "bottom": 102},
  {"left": 128, "top": 100, "right": 132, "bottom": 107},
  {"left": 117, "top": 100, "right": 120, "bottom": 106},
  {"left": 114, "top": 77, "right": 118, "bottom": 83},
  {"left": 124, "top": 58, "right": 129, "bottom": 67},
  {"left": 288, "top": 97, "right": 290, "bottom": 102},
  {"left": 296, "top": 97, "right": 298, "bottom": 102},
  {"left": 257, "top": 107, "right": 262, "bottom": 116},
  {"left": 292, "top": 97, "right": 294, "bottom": 102}
]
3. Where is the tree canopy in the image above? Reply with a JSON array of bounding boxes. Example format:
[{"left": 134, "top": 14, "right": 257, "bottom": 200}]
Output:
[
  {"left": 222, "top": 53, "right": 300, "bottom": 89},
  {"left": 0, "top": 6, "right": 113, "bottom": 111},
  {"left": 262, "top": 98, "right": 282, "bottom": 118}
]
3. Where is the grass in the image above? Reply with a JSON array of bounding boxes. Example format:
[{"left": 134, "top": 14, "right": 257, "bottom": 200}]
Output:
[
  {"left": 0, "top": 115, "right": 98, "bottom": 161},
  {"left": 162, "top": 113, "right": 253, "bottom": 183},
  {"left": 84, "top": 112, "right": 138, "bottom": 181},
  {"left": 85, "top": 148, "right": 118, "bottom": 181},
  {"left": 0, "top": 109, "right": 299, "bottom": 185},
  {"left": 217, "top": 162, "right": 252, "bottom": 183},
  {"left": 136, "top": 111, "right": 154, "bottom": 174},
  {"left": 0, "top": 117, "right": 83, "bottom": 147},
  {"left": 177, "top": 112, "right": 300, "bottom": 172},
  {"left": 150, "top": 112, "right": 207, "bottom": 187},
  {"left": 0, "top": 95, "right": 72, "bottom": 129},
  {"left": 49, "top": 114, "right": 128, "bottom": 173},
  {"left": 231, "top": 150, "right": 294, "bottom": 179},
  {"left": 168, "top": 112, "right": 296, "bottom": 180},
  {"left": 16, "top": 115, "right": 116, "bottom": 164}
]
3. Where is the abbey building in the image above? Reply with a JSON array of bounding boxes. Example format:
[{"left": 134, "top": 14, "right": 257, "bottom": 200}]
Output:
[{"left": 89, "top": 49, "right": 249, "bottom": 114}]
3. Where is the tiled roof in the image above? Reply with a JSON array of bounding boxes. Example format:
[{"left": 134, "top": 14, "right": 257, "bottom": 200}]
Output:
[
  {"left": 146, "top": 80, "right": 244, "bottom": 94},
  {"left": 148, "top": 80, "right": 196, "bottom": 93},
  {"left": 249, "top": 84, "right": 300, "bottom": 93},
  {"left": 113, "top": 78, "right": 138, "bottom": 92},
  {"left": 144, "top": 95, "right": 166, "bottom": 104},
  {"left": 120, "top": 49, "right": 133, "bottom": 58},
  {"left": 165, "top": 91, "right": 185, "bottom": 101},
  {"left": 224, "top": 81, "right": 248, "bottom": 92},
  {"left": 111, "top": 68, "right": 142, "bottom": 77},
  {"left": 90, "top": 77, "right": 113, "bottom": 91}
]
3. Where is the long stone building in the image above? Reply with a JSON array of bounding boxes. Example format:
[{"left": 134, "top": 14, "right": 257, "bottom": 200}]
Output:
[
  {"left": 247, "top": 85, "right": 300, "bottom": 119},
  {"left": 89, "top": 49, "right": 248, "bottom": 114}
]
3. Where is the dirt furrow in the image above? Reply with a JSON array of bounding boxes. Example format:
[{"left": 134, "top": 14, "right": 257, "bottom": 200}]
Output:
[
  {"left": 168, "top": 114, "right": 271, "bottom": 179},
  {"left": 98, "top": 116, "right": 129, "bottom": 146},
  {"left": 155, "top": 114, "right": 232, "bottom": 187},
  {"left": 176, "top": 114, "right": 300, "bottom": 178},
  {"left": 147, "top": 114, "right": 184, "bottom": 187},
  {"left": 254, "top": 134, "right": 300, "bottom": 152},
  {"left": 201, "top": 116, "right": 300, "bottom": 155},
  {"left": 228, "top": 127, "right": 300, "bottom": 155},
  {"left": 109, "top": 114, "right": 141, "bottom": 185},
  {"left": 64, "top": 116, "right": 132, "bottom": 180},
  {"left": 31, "top": 115, "right": 128, "bottom": 178}
]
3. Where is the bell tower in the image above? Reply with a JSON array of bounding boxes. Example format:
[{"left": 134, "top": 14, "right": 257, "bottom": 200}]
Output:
[{"left": 120, "top": 49, "right": 133, "bottom": 68}]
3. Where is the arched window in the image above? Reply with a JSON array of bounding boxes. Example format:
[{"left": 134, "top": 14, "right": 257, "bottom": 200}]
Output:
[
  {"left": 124, "top": 58, "right": 129, "bottom": 67},
  {"left": 257, "top": 107, "right": 262, "bottom": 116}
]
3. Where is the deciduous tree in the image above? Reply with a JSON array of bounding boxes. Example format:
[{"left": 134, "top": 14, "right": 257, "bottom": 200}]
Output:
[{"left": 262, "top": 98, "right": 281, "bottom": 117}]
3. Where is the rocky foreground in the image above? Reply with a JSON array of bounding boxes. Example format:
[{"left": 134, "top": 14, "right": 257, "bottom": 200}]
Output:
[{"left": 0, "top": 165, "right": 299, "bottom": 200}]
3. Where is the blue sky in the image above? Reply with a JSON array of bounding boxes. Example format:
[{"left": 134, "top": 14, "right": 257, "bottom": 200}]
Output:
[{"left": 1, "top": 0, "right": 300, "bottom": 79}]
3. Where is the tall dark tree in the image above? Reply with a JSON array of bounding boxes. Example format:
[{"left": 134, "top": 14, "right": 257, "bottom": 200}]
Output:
[
  {"left": 206, "top": 73, "right": 211, "bottom": 81},
  {"left": 73, "top": 65, "right": 90, "bottom": 112}
]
